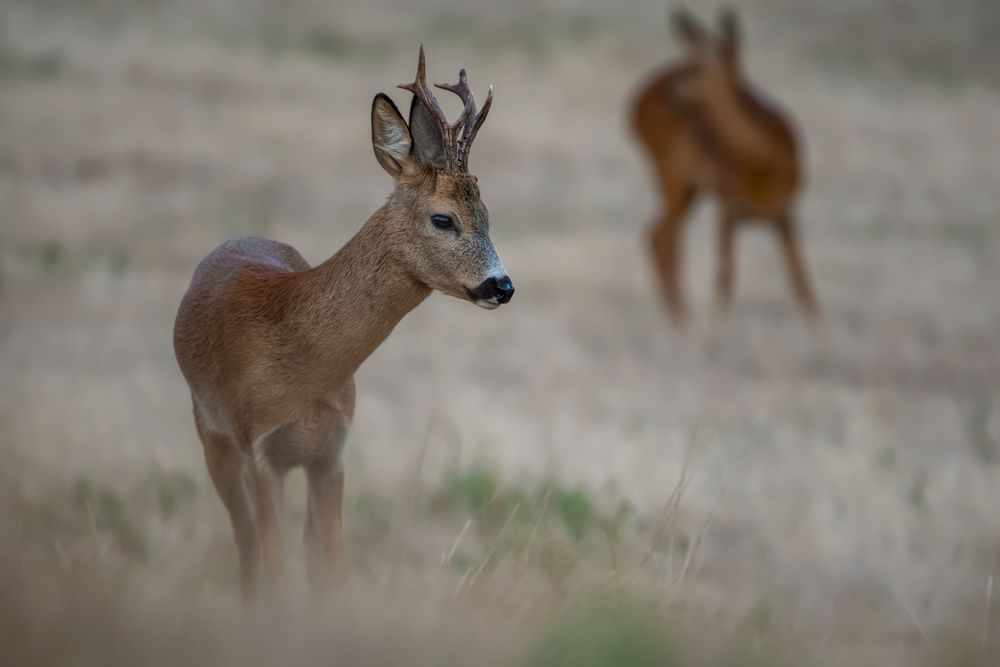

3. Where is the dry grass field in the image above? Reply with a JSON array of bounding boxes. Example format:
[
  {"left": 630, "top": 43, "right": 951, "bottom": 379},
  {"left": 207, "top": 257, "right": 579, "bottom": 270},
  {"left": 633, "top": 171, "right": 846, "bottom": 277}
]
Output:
[{"left": 2, "top": 0, "right": 999, "bottom": 664}]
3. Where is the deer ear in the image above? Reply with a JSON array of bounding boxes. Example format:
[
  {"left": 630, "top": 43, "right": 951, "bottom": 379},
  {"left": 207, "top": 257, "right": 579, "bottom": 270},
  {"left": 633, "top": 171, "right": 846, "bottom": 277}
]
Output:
[
  {"left": 671, "top": 7, "right": 708, "bottom": 49},
  {"left": 408, "top": 95, "right": 447, "bottom": 170},
  {"left": 718, "top": 8, "right": 741, "bottom": 61},
  {"left": 371, "top": 93, "right": 412, "bottom": 178}
]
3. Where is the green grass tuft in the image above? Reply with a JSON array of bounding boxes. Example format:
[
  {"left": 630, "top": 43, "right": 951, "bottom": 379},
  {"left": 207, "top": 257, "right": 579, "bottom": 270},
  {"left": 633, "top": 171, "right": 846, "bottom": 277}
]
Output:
[
  {"left": 73, "top": 479, "right": 148, "bottom": 560},
  {"left": 528, "top": 599, "right": 680, "bottom": 667},
  {"left": 443, "top": 464, "right": 499, "bottom": 516},
  {"left": 548, "top": 485, "right": 595, "bottom": 542},
  {"left": 142, "top": 469, "right": 198, "bottom": 520},
  {"left": 0, "top": 41, "right": 64, "bottom": 79}
]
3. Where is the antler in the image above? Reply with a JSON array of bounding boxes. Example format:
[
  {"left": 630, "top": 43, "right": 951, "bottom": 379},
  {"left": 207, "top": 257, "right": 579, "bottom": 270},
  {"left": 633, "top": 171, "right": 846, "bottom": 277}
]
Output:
[
  {"left": 397, "top": 45, "right": 492, "bottom": 173},
  {"left": 435, "top": 68, "right": 493, "bottom": 172}
]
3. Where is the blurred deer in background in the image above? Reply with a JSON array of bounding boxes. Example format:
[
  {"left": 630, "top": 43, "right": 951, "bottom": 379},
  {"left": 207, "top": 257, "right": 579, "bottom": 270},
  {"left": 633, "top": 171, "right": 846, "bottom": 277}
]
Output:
[
  {"left": 631, "top": 7, "right": 819, "bottom": 323},
  {"left": 173, "top": 47, "right": 512, "bottom": 600}
]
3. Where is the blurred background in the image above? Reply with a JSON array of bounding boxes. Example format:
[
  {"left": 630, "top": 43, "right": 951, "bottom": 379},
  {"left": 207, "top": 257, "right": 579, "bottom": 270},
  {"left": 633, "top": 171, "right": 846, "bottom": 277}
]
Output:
[{"left": 1, "top": 0, "right": 999, "bottom": 664}]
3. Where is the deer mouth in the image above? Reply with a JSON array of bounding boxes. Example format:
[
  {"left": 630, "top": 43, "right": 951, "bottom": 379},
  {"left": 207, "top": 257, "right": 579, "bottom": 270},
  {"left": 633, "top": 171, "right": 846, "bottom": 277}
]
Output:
[
  {"left": 470, "top": 295, "right": 502, "bottom": 309},
  {"left": 464, "top": 287, "right": 502, "bottom": 310}
]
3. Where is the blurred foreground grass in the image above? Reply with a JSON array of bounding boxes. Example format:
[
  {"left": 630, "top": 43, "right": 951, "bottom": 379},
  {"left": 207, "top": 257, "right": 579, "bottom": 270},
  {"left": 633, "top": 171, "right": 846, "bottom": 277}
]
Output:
[{"left": 4, "top": 461, "right": 996, "bottom": 666}]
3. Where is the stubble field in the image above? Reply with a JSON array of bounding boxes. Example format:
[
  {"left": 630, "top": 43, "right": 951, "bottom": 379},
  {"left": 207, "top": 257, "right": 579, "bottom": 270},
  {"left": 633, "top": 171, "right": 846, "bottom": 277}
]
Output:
[{"left": 1, "top": 1, "right": 999, "bottom": 664}]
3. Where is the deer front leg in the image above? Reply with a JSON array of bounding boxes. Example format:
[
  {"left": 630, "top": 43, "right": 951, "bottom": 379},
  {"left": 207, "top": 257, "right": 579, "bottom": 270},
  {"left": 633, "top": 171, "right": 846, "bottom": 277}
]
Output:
[
  {"left": 196, "top": 414, "right": 259, "bottom": 601},
  {"left": 775, "top": 212, "right": 820, "bottom": 320},
  {"left": 246, "top": 457, "right": 286, "bottom": 595},
  {"left": 303, "top": 382, "right": 354, "bottom": 590},
  {"left": 304, "top": 457, "right": 346, "bottom": 589},
  {"left": 715, "top": 209, "right": 738, "bottom": 312},
  {"left": 648, "top": 185, "right": 695, "bottom": 324}
]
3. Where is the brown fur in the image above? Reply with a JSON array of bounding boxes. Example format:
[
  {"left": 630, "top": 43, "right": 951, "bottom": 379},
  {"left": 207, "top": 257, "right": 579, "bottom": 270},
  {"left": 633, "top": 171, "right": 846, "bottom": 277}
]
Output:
[
  {"left": 173, "top": 54, "right": 505, "bottom": 599},
  {"left": 631, "top": 8, "right": 819, "bottom": 322}
]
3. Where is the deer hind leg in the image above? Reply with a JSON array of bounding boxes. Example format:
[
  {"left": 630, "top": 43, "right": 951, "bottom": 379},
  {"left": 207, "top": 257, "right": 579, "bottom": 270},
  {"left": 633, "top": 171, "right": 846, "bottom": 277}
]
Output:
[
  {"left": 775, "top": 212, "right": 820, "bottom": 320},
  {"left": 196, "top": 410, "right": 259, "bottom": 601},
  {"left": 715, "top": 208, "right": 738, "bottom": 312},
  {"left": 649, "top": 184, "right": 695, "bottom": 323}
]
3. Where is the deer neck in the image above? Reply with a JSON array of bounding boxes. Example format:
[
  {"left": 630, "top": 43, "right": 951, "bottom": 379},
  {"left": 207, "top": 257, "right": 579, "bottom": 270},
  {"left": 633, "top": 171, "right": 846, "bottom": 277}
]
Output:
[
  {"left": 287, "top": 205, "right": 431, "bottom": 387},
  {"left": 701, "top": 81, "right": 776, "bottom": 162}
]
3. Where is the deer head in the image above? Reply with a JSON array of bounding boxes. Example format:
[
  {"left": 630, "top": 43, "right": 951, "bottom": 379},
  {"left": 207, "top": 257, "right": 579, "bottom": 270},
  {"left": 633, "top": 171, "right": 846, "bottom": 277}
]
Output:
[
  {"left": 369, "top": 46, "right": 513, "bottom": 309},
  {"left": 670, "top": 7, "right": 743, "bottom": 108}
]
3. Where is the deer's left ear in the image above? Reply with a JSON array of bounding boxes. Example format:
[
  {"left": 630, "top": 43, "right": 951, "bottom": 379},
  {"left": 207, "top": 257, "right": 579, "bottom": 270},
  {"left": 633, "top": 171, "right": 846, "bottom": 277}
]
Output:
[
  {"left": 718, "top": 8, "right": 741, "bottom": 61},
  {"left": 371, "top": 93, "right": 413, "bottom": 179}
]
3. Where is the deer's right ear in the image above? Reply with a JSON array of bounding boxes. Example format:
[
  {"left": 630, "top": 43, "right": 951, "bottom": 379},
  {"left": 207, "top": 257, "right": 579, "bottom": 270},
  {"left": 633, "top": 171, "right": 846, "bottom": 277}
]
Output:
[
  {"left": 718, "top": 8, "right": 741, "bottom": 62},
  {"left": 371, "top": 93, "right": 413, "bottom": 178},
  {"left": 408, "top": 95, "right": 448, "bottom": 170},
  {"left": 670, "top": 8, "right": 708, "bottom": 49}
]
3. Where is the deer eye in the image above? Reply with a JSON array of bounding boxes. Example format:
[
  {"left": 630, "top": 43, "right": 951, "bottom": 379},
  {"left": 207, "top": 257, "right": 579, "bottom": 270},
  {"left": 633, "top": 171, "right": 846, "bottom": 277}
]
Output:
[{"left": 431, "top": 214, "right": 456, "bottom": 231}]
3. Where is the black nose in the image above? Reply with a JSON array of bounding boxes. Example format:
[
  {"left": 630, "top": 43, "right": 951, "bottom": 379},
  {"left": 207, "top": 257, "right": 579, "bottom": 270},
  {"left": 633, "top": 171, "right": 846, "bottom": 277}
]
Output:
[
  {"left": 471, "top": 276, "right": 515, "bottom": 304},
  {"left": 493, "top": 276, "right": 515, "bottom": 304}
]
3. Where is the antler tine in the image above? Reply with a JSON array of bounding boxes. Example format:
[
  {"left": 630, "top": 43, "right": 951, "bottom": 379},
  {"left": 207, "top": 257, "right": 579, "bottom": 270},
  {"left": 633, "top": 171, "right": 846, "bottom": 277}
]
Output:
[
  {"left": 397, "top": 45, "right": 451, "bottom": 136},
  {"left": 435, "top": 68, "right": 477, "bottom": 141},
  {"left": 461, "top": 85, "right": 493, "bottom": 157}
]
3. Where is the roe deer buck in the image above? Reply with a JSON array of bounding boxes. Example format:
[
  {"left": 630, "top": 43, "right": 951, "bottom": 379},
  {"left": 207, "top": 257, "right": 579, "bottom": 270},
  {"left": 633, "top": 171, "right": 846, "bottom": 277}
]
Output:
[
  {"left": 173, "top": 47, "right": 512, "bottom": 599},
  {"left": 631, "top": 7, "right": 819, "bottom": 323}
]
